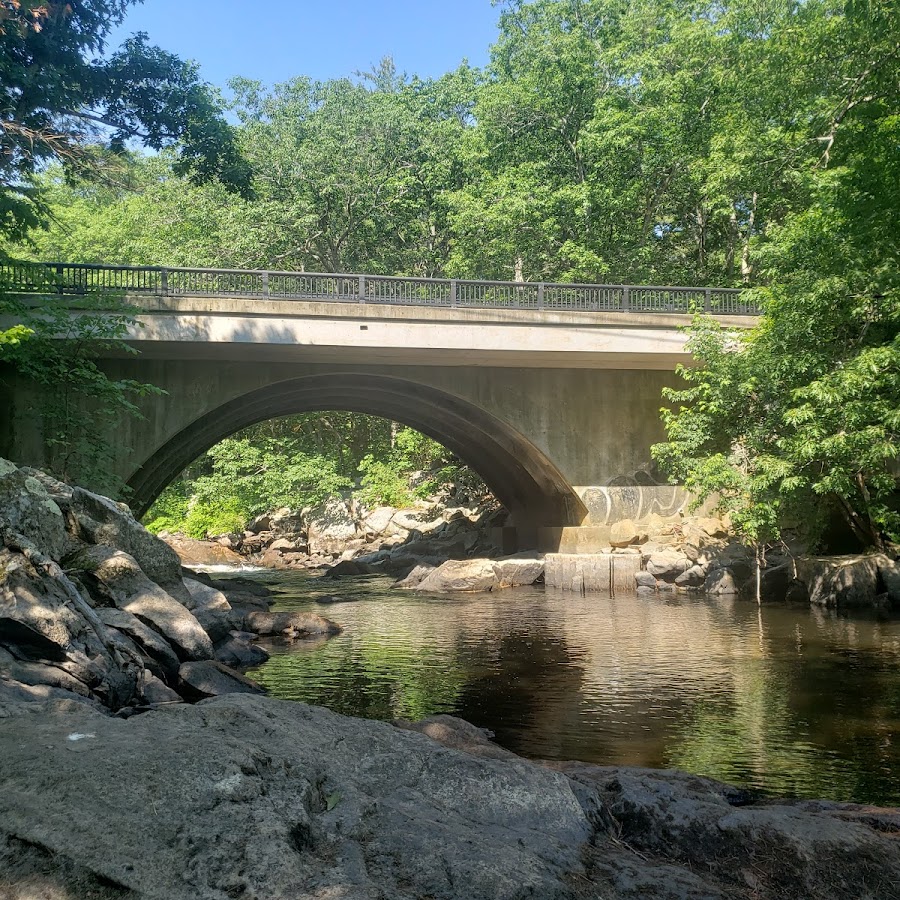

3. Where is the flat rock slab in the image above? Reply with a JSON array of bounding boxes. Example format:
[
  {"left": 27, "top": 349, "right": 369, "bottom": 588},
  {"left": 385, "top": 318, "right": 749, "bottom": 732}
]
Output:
[{"left": 0, "top": 695, "right": 590, "bottom": 900}]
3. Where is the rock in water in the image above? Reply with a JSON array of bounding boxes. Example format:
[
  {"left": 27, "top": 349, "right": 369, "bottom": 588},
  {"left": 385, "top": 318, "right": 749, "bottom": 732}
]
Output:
[{"left": 178, "top": 661, "right": 266, "bottom": 698}]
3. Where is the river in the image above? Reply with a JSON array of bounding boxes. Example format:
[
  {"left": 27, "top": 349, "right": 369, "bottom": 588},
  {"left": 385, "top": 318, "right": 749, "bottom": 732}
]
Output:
[{"left": 225, "top": 570, "right": 900, "bottom": 805}]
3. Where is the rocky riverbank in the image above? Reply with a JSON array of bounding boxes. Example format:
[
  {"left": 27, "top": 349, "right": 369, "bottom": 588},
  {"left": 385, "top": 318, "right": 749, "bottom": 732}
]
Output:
[{"left": 3, "top": 461, "right": 900, "bottom": 898}]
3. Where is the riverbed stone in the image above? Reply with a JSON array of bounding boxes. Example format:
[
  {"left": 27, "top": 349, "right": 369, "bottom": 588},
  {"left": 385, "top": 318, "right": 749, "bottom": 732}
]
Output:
[
  {"left": 415, "top": 558, "right": 498, "bottom": 592},
  {"left": 798, "top": 554, "right": 891, "bottom": 608},
  {"left": 178, "top": 660, "right": 266, "bottom": 698},
  {"left": 492, "top": 553, "right": 544, "bottom": 588},
  {"left": 214, "top": 636, "right": 270, "bottom": 668},
  {"left": 243, "top": 610, "right": 341, "bottom": 637},
  {"left": 877, "top": 557, "right": 900, "bottom": 605},
  {"left": 161, "top": 533, "right": 246, "bottom": 567},
  {"left": 395, "top": 562, "right": 438, "bottom": 588},
  {"left": 645, "top": 551, "right": 691, "bottom": 582},
  {"left": 609, "top": 518, "right": 640, "bottom": 547},
  {"left": 674, "top": 563, "right": 706, "bottom": 589}
]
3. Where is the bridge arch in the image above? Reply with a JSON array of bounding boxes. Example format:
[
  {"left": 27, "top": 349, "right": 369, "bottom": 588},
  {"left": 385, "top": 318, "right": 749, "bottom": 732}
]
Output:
[{"left": 126, "top": 373, "right": 588, "bottom": 529}]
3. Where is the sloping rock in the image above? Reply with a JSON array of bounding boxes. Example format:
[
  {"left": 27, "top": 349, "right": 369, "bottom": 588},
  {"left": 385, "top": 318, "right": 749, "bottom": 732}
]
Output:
[
  {"left": 0, "top": 695, "right": 590, "bottom": 900},
  {"left": 41, "top": 480, "right": 190, "bottom": 603},
  {"left": 178, "top": 661, "right": 265, "bottom": 699},
  {"left": 416, "top": 558, "right": 498, "bottom": 592},
  {"left": 324, "top": 559, "right": 363, "bottom": 578},
  {"left": 183, "top": 577, "right": 232, "bottom": 615},
  {"left": 394, "top": 562, "right": 437, "bottom": 589},
  {"left": 306, "top": 498, "right": 358, "bottom": 554},
  {"left": 94, "top": 607, "right": 181, "bottom": 679},
  {"left": 214, "top": 637, "right": 270, "bottom": 668},
  {"left": 73, "top": 546, "right": 213, "bottom": 661},
  {"left": 877, "top": 557, "right": 900, "bottom": 606},
  {"left": 142, "top": 673, "right": 182, "bottom": 705}
]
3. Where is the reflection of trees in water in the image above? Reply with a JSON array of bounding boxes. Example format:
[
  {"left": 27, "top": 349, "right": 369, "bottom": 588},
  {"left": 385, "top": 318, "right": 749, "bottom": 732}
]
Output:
[
  {"left": 450, "top": 611, "right": 587, "bottom": 759},
  {"left": 249, "top": 575, "right": 900, "bottom": 803},
  {"left": 667, "top": 604, "right": 900, "bottom": 803}
]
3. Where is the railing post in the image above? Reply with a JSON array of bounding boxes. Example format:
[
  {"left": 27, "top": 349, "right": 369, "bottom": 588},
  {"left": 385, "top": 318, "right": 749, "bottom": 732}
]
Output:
[
  {"left": 358, "top": 274, "right": 366, "bottom": 303},
  {"left": 160, "top": 268, "right": 168, "bottom": 296},
  {"left": 622, "top": 285, "right": 630, "bottom": 312},
  {"left": 537, "top": 282, "right": 545, "bottom": 310},
  {"left": 704, "top": 288, "right": 712, "bottom": 313},
  {"left": 261, "top": 271, "right": 270, "bottom": 299},
  {"left": 56, "top": 263, "right": 64, "bottom": 295},
  {"left": 450, "top": 279, "right": 457, "bottom": 307}
]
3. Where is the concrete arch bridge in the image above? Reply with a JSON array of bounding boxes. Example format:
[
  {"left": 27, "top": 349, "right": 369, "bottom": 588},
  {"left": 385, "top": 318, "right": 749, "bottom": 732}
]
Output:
[{"left": 0, "top": 263, "right": 758, "bottom": 551}]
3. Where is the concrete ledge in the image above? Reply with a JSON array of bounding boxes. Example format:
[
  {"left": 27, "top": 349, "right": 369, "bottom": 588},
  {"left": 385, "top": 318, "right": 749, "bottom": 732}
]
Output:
[{"left": 545, "top": 553, "right": 641, "bottom": 595}]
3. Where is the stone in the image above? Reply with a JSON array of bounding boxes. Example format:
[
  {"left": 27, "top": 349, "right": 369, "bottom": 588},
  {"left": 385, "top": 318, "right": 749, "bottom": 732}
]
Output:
[
  {"left": 394, "top": 563, "right": 437, "bottom": 589},
  {"left": 695, "top": 516, "right": 729, "bottom": 538},
  {"left": 492, "top": 553, "right": 544, "bottom": 588},
  {"left": 243, "top": 610, "right": 341, "bottom": 637},
  {"left": 2, "top": 695, "right": 899, "bottom": 899},
  {"left": 305, "top": 498, "right": 358, "bottom": 554},
  {"left": 73, "top": 546, "right": 213, "bottom": 661},
  {"left": 324, "top": 559, "right": 363, "bottom": 578},
  {"left": 645, "top": 551, "right": 691, "bottom": 582},
  {"left": 415, "top": 558, "right": 498, "bottom": 593},
  {"left": 877, "top": 557, "right": 900, "bottom": 606},
  {"left": 178, "top": 661, "right": 266, "bottom": 699},
  {"left": 361, "top": 506, "right": 396, "bottom": 537},
  {"left": 59, "top": 486, "right": 189, "bottom": 601},
  {"left": 246, "top": 512, "right": 273, "bottom": 533},
  {"left": 634, "top": 571, "right": 658, "bottom": 589},
  {"left": 161, "top": 533, "right": 245, "bottom": 568},
  {"left": 798, "top": 554, "right": 892, "bottom": 608},
  {"left": 268, "top": 537, "right": 299, "bottom": 552},
  {"left": 704, "top": 565, "right": 745, "bottom": 595},
  {"left": 183, "top": 578, "right": 232, "bottom": 615},
  {"left": 609, "top": 518, "right": 639, "bottom": 548},
  {"left": 214, "top": 637, "right": 270, "bottom": 669},
  {"left": 94, "top": 607, "right": 181, "bottom": 679},
  {"left": 0, "top": 464, "right": 68, "bottom": 560},
  {"left": 142, "top": 673, "right": 183, "bottom": 705},
  {"left": 674, "top": 563, "right": 706, "bottom": 589}
]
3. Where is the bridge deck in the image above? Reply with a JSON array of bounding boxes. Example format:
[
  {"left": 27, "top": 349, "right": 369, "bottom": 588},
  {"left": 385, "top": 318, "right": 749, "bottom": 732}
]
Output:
[{"left": 2, "top": 262, "right": 760, "bottom": 316}]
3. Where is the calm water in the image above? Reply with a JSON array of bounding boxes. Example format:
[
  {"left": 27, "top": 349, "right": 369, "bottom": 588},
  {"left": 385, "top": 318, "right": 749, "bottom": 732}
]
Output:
[{"left": 230, "top": 571, "right": 900, "bottom": 805}]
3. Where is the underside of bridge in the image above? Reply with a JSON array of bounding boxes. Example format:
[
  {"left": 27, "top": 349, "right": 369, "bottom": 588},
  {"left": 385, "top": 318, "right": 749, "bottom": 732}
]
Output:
[{"left": 126, "top": 373, "right": 588, "bottom": 529}]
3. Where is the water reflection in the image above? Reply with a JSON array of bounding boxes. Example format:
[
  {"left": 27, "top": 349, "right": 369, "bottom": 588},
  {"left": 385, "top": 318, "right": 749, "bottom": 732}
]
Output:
[{"left": 237, "top": 572, "right": 900, "bottom": 805}]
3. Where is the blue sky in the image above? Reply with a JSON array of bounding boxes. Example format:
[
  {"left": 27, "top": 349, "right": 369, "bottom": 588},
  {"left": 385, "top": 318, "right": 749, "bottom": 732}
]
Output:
[{"left": 107, "top": 1, "right": 503, "bottom": 89}]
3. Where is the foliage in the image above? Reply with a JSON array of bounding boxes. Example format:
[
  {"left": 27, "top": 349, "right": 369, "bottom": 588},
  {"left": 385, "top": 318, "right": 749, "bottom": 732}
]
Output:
[
  {"left": 653, "top": 0, "right": 900, "bottom": 551},
  {"left": 0, "top": 269, "right": 163, "bottom": 492},
  {"left": 0, "top": 0, "right": 250, "bottom": 240}
]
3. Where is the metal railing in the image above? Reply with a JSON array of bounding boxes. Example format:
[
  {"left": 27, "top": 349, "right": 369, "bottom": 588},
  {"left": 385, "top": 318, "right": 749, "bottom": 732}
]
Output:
[{"left": 0, "top": 261, "right": 761, "bottom": 315}]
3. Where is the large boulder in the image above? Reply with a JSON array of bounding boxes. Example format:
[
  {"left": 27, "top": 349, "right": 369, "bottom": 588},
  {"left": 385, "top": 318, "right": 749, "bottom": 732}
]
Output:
[
  {"left": 394, "top": 562, "right": 438, "bottom": 589},
  {"left": 243, "top": 610, "right": 341, "bottom": 638},
  {"left": 645, "top": 551, "right": 691, "bottom": 582},
  {"left": 0, "top": 549, "right": 139, "bottom": 707},
  {"left": 797, "top": 554, "right": 891, "bottom": 608},
  {"left": 416, "top": 558, "right": 498, "bottom": 593},
  {"left": 492, "top": 553, "right": 545, "bottom": 588},
  {"left": 0, "top": 460, "right": 67, "bottom": 559},
  {"left": 94, "top": 607, "right": 181, "bottom": 680},
  {"left": 0, "top": 695, "right": 591, "bottom": 900},
  {"left": 609, "top": 518, "right": 640, "bottom": 548},
  {"left": 72, "top": 546, "right": 213, "bottom": 661},
  {"left": 305, "top": 498, "right": 358, "bottom": 555},
  {"left": 161, "top": 533, "right": 245, "bottom": 568}
]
